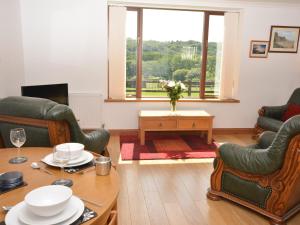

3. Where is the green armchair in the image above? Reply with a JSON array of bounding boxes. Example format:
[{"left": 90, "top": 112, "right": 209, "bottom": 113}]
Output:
[
  {"left": 255, "top": 88, "right": 300, "bottom": 137},
  {"left": 208, "top": 115, "right": 300, "bottom": 225},
  {"left": 0, "top": 96, "right": 110, "bottom": 155}
]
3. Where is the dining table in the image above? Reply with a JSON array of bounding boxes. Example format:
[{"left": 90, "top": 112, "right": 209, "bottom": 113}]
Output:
[{"left": 0, "top": 147, "right": 120, "bottom": 225}]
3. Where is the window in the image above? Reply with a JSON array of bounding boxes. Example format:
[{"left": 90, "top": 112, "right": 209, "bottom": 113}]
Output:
[{"left": 125, "top": 8, "right": 224, "bottom": 99}]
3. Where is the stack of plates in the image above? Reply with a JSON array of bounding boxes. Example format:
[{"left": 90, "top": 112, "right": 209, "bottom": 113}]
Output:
[
  {"left": 5, "top": 186, "right": 85, "bottom": 225},
  {"left": 5, "top": 196, "right": 84, "bottom": 225},
  {"left": 42, "top": 150, "right": 94, "bottom": 168},
  {"left": 0, "top": 171, "right": 23, "bottom": 190}
]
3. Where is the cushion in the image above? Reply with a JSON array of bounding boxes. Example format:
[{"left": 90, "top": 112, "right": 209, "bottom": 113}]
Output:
[{"left": 282, "top": 104, "right": 300, "bottom": 121}]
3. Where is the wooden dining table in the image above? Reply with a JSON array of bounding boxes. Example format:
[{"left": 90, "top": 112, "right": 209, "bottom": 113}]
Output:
[{"left": 0, "top": 147, "right": 119, "bottom": 225}]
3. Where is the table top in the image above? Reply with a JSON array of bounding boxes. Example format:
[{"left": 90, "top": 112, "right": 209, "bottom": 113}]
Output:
[
  {"left": 139, "top": 110, "right": 214, "bottom": 117},
  {"left": 0, "top": 147, "right": 119, "bottom": 225}
]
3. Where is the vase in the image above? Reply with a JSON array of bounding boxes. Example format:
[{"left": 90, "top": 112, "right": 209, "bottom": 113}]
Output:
[{"left": 170, "top": 101, "right": 176, "bottom": 112}]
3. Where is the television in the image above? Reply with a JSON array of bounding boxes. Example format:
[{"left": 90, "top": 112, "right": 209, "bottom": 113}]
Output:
[{"left": 21, "top": 83, "right": 69, "bottom": 105}]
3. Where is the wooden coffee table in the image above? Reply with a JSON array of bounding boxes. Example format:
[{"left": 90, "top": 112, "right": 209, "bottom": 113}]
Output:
[
  {"left": 139, "top": 110, "right": 214, "bottom": 145},
  {"left": 0, "top": 147, "right": 119, "bottom": 225}
]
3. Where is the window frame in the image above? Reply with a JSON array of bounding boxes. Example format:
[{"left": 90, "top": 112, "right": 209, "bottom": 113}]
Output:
[{"left": 126, "top": 7, "right": 225, "bottom": 99}]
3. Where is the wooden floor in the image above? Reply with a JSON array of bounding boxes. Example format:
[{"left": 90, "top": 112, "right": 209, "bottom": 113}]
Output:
[{"left": 108, "top": 133, "right": 300, "bottom": 225}]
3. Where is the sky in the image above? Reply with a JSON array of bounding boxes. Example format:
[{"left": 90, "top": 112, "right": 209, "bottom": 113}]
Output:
[{"left": 126, "top": 9, "right": 224, "bottom": 42}]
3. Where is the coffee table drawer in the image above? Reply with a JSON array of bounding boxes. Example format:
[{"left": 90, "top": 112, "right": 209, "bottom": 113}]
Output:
[
  {"left": 178, "top": 119, "right": 210, "bottom": 129},
  {"left": 141, "top": 119, "right": 177, "bottom": 129}
]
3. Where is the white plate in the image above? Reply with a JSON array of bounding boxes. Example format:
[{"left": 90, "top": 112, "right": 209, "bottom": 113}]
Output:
[
  {"left": 42, "top": 151, "right": 94, "bottom": 168},
  {"left": 19, "top": 196, "right": 78, "bottom": 225},
  {"left": 65, "top": 152, "right": 88, "bottom": 165},
  {"left": 5, "top": 196, "right": 84, "bottom": 225}
]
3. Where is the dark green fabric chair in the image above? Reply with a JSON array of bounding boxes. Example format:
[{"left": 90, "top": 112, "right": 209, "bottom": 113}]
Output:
[
  {"left": 0, "top": 96, "right": 110, "bottom": 155},
  {"left": 208, "top": 115, "right": 300, "bottom": 225},
  {"left": 255, "top": 88, "right": 300, "bottom": 135}
]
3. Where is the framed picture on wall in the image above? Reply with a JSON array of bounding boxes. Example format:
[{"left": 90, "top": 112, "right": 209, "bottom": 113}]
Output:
[
  {"left": 269, "top": 26, "right": 300, "bottom": 53},
  {"left": 249, "top": 40, "right": 269, "bottom": 58}
]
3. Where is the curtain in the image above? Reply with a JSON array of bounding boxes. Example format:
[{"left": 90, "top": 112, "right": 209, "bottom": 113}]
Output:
[
  {"left": 108, "top": 6, "right": 127, "bottom": 99},
  {"left": 219, "top": 12, "right": 240, "bottom": 99}
]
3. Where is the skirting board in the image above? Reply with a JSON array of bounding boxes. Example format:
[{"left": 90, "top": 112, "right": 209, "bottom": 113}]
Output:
[{"left": 108, "top": 128, "right": 254, "bottom": 136}]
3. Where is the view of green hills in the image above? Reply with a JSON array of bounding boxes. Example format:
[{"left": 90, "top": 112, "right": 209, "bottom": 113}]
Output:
[{"left": 126, "top": 39, "right": 222, "bottom": 98}]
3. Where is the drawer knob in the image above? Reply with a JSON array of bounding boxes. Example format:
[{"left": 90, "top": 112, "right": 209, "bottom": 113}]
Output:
[
  {"left": 159, "top": 123, "right": 163, "bottom": 127},
  {"left": 192, "top": 122, "right": 196, "bottom": 128}
]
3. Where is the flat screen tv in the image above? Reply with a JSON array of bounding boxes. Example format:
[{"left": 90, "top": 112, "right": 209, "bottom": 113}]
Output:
[{"left": 21, "top": 83, "right": 69, "bottom": 105}]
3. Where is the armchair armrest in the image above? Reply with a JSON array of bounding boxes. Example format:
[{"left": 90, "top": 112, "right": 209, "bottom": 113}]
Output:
[
  {"left": 260, "top": 105, "right": 287, "bottom": 120},
  {"left": 219, "top": 143, "right": 276, "bottom": 175},
  {"left": 81, "top": 129, "right": 110, "bottom": 154}
]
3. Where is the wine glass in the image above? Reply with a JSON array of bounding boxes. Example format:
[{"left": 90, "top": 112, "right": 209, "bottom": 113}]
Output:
[
  {"left": 9, "top": 128, "right": 27, "bottom": 164},
  {"left": 52, "top": 146, "right": 73, "bottom": 187}
]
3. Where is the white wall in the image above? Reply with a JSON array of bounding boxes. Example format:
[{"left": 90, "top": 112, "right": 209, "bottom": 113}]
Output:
[
  {"left": 104, "top": 5, "right": 300, "bottom": 129},
  {"left": 20, "top": 0, "right": 107, "bottom": 94},
  {"left": 16, "top": 0, "right": 300, "bottom": 129},
  {"left": 0, "top": 0, "right": 24, "bottom": 98}
]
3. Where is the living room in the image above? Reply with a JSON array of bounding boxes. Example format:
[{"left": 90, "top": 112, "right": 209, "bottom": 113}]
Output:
[{"left": 1, "top": 0, "right": 300, "bottom": 225}]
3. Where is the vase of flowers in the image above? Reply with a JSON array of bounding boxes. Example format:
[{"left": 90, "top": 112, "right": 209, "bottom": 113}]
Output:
[{"left": 160, "top": 80, "right": 186, "bottom": 112}]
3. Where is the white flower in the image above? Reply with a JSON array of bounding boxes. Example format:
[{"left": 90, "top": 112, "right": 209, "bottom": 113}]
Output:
[
  {"left": 180, "top": 83, "right": 186, "bottom": 90},
  {"left": 168, "top": 81, "right": 175, "bottom": 87}
]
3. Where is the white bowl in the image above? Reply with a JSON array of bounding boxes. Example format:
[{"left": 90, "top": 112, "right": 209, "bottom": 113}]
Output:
[
  {"left": 24, "top": 185, "right": 73, "bottom": 217},
  {"left": 55, "top": 143, "right": 84, "bottom": 160}
]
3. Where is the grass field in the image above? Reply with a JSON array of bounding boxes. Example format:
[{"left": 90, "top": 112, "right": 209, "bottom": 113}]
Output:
[{"left": 126, "top": 88, "right": 218, "bottom": 98}]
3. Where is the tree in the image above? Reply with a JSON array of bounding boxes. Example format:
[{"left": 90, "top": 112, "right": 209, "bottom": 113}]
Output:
[
  {"left": 173, "top": 69, "right": 189, "bottom": 81},
  {"left": 187, "top": 68, "right": 200, "bottom": 81}
]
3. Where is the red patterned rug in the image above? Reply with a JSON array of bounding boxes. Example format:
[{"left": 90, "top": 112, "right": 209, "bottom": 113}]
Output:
[{"left": 120, "top": 132, "right": 218, "bottom": 160}]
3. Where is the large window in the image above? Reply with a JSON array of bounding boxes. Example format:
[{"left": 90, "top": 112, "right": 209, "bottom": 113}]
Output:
[{"left": 126, "top": 8, "right": 224, "bottom": 99}]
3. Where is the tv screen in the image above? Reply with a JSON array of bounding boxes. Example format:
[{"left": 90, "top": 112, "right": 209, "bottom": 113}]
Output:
[{"left": 21, "top": 83, "right": 69, "bottom": 105}]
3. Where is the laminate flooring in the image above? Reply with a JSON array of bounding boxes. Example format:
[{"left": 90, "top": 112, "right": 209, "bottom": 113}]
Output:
[{"left": 107, "top": 133, "right": 300, "bottom": 225}]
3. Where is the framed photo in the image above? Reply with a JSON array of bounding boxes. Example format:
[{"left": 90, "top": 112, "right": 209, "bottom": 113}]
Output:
[
  {"left": 249, "top": 40, "right": 269, "bottom": 58},
  {"left": 269, "top": 26, "right": 300, "bottom": 53}
]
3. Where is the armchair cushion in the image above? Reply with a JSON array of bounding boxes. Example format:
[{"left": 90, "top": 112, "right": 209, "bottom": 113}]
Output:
[
  {"left": 282, "top": 104, "right": 300, "bottom": 121},
  {"left": 257, "top": 131, "right": 276, "bottom": 149}
]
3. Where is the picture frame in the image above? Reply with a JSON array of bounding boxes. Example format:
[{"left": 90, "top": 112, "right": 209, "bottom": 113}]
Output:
[
  {"left": 269, "top": 26, "right": 300, "bottom": 53},
  {"left": 249, "top": 40, "right": 269, "bottom": 58}
]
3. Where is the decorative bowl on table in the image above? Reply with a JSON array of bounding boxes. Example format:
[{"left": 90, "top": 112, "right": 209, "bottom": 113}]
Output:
[
  {"left": 55, "top": 143, "right": 84, "bottom": 160},
  {"left": 24, "top": 185, "right": 72, "bottom": 217}
]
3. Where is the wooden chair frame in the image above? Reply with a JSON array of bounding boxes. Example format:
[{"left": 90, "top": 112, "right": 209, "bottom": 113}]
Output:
[
  {"left": 207, "top": 134, "right": 300, "bottom": 225},
  {"left": 0, "top": 115, "right": 70, "bottom": 148}
]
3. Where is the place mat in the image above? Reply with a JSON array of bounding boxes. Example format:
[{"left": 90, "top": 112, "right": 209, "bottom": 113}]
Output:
[
  {"left": 0, "top": 207, "right": 97, "bottom": 225},
  {"left": 0, "top": 182, "right": 27, "bottom": 195},
  {"left": 71, "top": 207, "right": 98, "bottom": 225},
  {"left": 64, "top": 161, "right": 95, "bottom": 174}
]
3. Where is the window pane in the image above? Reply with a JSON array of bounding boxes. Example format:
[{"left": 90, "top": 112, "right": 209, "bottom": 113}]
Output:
[
  {"left": 142, "top": 9, "right": 204, "bottom": 98},
  {"left": 205, "top": 15, "right": 224, "bottom": 98},
  {"left": 126, "top": 11, "right": 138, "bottom": 97}
]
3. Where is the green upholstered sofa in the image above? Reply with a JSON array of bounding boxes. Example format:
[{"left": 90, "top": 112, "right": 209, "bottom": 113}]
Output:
[
  {"left": 208, "top": 115, "right": 300, "bottom": 225},
  {"left": 0, "top": 96, "right": 110, "bottom": 155},
  {"left": 255, "top": 88, "right": 300, "bottom": 136}
]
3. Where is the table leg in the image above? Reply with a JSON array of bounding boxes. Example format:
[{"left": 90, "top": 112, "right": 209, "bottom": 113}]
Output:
[
  {"left": 140, "top": 129, "right": 145, "bottom": 145},
  {"left": 207, "top": 129, "right": 212, "bottom": 144}
]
